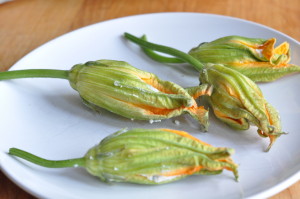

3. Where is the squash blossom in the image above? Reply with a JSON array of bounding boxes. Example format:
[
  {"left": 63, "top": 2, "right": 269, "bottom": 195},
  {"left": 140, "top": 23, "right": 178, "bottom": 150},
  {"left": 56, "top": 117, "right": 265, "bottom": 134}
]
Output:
[
  {"left": 69, "top": 60, "right": 210, "bottom": 127},
  {"left": 139, "top": 35, "right": 300, "bottom": 82},
  {"left": 188, "top": 36, "right": 300, "bottom": 82},
  {"left": 0, "top": 60, "right": 210, "bottom": 129},
  {"left": 199, "top": 63, "right": 285, "bottom": 151},
  {"left": 9, "top": 128, "right": 239, "bottom": 184},
  {"left": 124, "top": 33, "right": 286, "bottom": 150}
]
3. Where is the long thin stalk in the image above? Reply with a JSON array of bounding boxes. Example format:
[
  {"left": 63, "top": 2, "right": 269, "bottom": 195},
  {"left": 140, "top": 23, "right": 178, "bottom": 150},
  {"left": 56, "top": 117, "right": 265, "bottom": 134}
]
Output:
[
  {"left": 9, "top": 148, "right": 85, "bottom": 168},
  {"left": 124, "top": 32, "right": 204, "bottom": 71},
  {"left": 0, "top": 69, "right": 69, "bottom": 80},
  {"left": 141, "top": 35, "right": 185, "bottom": 63}
]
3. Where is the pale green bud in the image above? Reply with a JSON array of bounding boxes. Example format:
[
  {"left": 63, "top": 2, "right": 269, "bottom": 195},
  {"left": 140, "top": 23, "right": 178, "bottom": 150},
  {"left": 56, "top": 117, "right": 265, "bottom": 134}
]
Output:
[
  {"left": 68, "top": 60, "right": 209, "bottom": 129},
  {"left": 84, "top": 128, "right": 238, "bottom": 184},
  {"left": 189, "top": 36, "right": 300, "bottom": 82},
  {"left": 200, "top": 63, "right": 285, "bottom": 150},
  {"left": 8, "top": 128, "right": 238, "bottom": 185}
]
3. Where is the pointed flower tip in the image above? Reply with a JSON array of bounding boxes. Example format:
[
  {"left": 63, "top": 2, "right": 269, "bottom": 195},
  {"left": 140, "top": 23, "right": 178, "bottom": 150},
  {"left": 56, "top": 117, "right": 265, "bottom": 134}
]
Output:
[
  {"left": 234, "top": 173, "right": 239, "bottom": 182},
  {"left": 266, "top": 138, "right": 276, "bottom": 152},
  {"left": 274, "top": 41, "right": 289, "bottom": 55},
  {"left": 230, "top": 164, "right": 239, "bottom": 181},
  {"left": 227, "top": 148, "right": 235, "bottom": 155},
  {"left": 185, "top": 105, "right": 210, "bottom": 131},
  {"left": 265, "top": 130, "right": 288, "bottom": 152}
]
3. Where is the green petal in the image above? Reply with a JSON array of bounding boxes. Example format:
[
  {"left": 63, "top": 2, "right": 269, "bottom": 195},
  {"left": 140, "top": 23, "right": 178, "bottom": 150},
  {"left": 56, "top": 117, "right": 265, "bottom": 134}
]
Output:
[{"left": 230, "top": 63, "right": 300, "bottom": 82}]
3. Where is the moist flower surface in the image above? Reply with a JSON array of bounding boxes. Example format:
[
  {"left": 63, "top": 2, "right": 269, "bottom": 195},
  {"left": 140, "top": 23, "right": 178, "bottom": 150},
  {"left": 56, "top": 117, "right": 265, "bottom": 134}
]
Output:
[{"left": 9, "top": 128, "right": 238, "bottom": 184}]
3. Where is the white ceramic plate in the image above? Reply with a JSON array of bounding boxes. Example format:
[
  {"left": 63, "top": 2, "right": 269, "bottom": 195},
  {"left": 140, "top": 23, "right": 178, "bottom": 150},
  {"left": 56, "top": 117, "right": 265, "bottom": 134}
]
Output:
[{"left": 1, "top": 13, "right": 300, "bottom": 199}]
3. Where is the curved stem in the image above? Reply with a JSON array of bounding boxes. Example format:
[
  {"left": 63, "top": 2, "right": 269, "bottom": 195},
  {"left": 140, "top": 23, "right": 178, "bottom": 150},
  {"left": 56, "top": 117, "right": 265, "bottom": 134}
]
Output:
[
  {"left": 124, "top": 32, "right": 204, "bottom": 71},
  {"left": 0, "top": 69, "right": 69, "bottom": 80},
  {"left": 141, "top": 35, "right": 185, "bottom": 63},
  {"left": 9, "top": 148, "right": 85, "bottom": 168}
]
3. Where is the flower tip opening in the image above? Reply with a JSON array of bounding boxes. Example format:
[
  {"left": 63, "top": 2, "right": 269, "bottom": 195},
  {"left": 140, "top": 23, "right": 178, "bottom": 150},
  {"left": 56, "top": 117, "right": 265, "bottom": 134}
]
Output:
[
  {"left": 234, "top": 170, "right": 239, "bottom": 182},
  {"left": 265, "top": 131, "right": 288, "bottom": 152},
  {"left": 266, "top": 136, "right": 277, "bottom": 152}
]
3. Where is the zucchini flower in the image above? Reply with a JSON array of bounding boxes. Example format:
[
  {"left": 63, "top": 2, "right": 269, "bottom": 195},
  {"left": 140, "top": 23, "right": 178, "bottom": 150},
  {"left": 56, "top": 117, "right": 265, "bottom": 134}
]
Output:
[
  {"left": 139, "top": 35, "right": 300, "bottom": 82},
  {"left": 189, "top": 36, "right": 300, "bottom": 82},
  {"left": 9, "top": 128, "right": 238, "bottom": 184},
  {"left": 200, "top": 63, "right": 285, "bottom": 150},
  {"left": 124, "top": 33, "right": 286, "bottom": 150},
  {"left": 0, "top": 60, "right": 210, "bottom": 129}
]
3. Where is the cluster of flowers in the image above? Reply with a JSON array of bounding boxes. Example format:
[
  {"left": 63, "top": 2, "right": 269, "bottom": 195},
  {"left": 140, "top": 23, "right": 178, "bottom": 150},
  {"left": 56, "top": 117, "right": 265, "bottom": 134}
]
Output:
[{"left": 3, "top": 33, "right": 300, "bottom": 185}]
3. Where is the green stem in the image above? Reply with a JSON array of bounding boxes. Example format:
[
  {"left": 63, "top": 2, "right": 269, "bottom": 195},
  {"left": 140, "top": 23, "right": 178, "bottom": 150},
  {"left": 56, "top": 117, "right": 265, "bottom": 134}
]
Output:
[
  {"left": 124, "top": 32, "right": 204, "bottom": 71},
  {"left": 0, "top": 69, "right": 69, "bottom": 80},
  {"left": 9, "top": 148, "right": 85, "bottom": 168},
  {"left": 141, "top": 35, "right": 185, "bottom": 63}
]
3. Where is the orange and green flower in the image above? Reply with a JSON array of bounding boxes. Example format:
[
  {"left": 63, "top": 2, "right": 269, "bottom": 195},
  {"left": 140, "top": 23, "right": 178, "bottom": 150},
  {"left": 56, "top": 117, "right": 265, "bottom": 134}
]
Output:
[
  {"left": 124, "top": 33, "right": 286, "bottom": 150},
  {"left": 139, "top": 35, "right": 300, "bottom": 82},
  {"left": 9, "top": 128, "right": 238, "bottom": 184},
  {"left": 69, "top": 60, "right": 210, "bottom": 128},
  {"left": 199, "top": 63, "right": 285, "bottom": 150},
  {"left": 0, "top": 59, "right": 211, "bottom": 129},
  {"left": 188, "top": 36, "right": 300, "bottom": 82}
]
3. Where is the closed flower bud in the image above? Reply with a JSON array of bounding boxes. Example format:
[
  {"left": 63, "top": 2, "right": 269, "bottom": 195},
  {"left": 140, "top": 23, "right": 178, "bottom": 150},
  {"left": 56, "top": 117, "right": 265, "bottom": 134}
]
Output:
[
  {"left": 200, "top": 63, "right": 285, "bottom": 150},
  {"left": 189, "top": 36, "right": 300, "bottom": 82},
  {"left": 0, "top": 59, "right": 209, "bottom": 128},
  {"left": 9, "top": 128, "right": 238, "bottom": 184},
  {"left": 124, "top": 32, "right": 287, "bottom": 150},
  {"left": 68, "top": 60, "right": 209, "bottom": 129}
]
